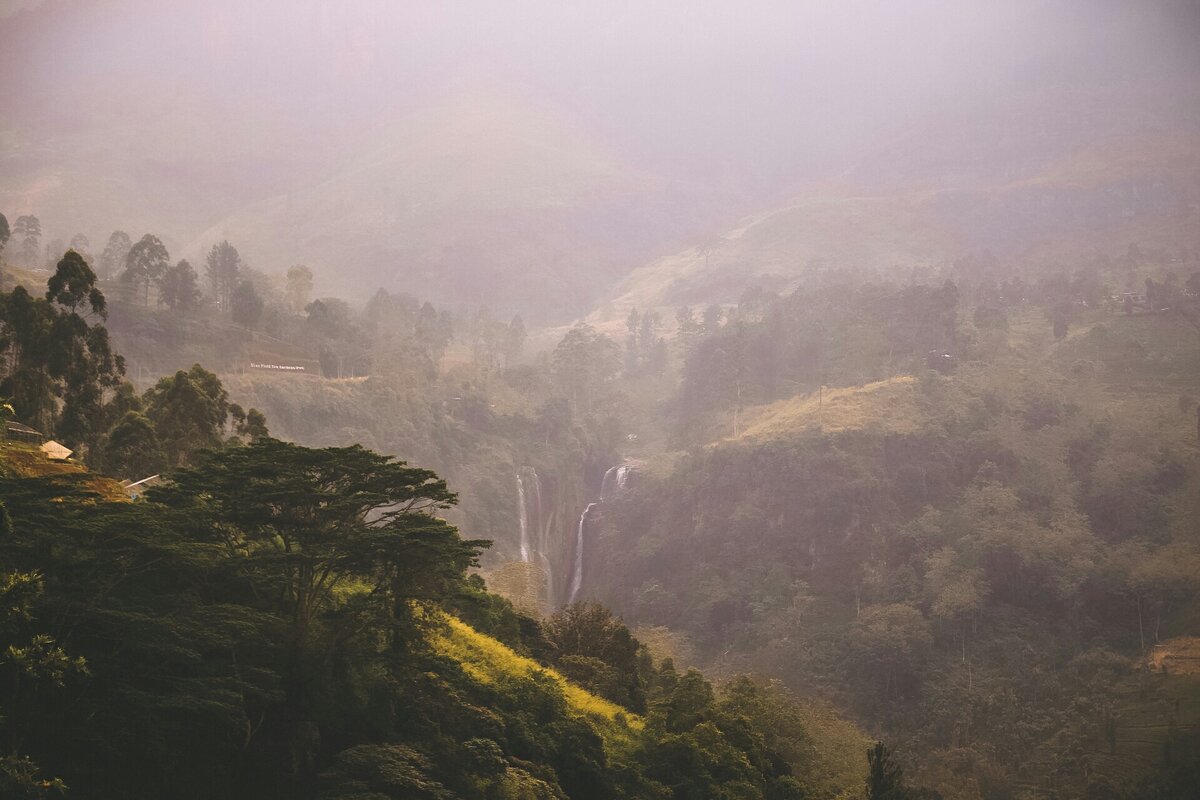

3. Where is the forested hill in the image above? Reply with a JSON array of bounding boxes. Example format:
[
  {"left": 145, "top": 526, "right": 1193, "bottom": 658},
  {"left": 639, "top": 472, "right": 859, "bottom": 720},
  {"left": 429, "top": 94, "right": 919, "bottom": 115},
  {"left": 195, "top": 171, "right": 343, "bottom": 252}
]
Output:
[
  {"left": 0, "top": 258, "right": 882, "bottom": 799},
  {"left": 581, "top": 267, "right": 1200, "bottom": 799},
  {"left": 0, "top": 436, "right": 873, "bottom": 800},
  {"left": 6, "top": 223, "right": 1200, "bottom": 800},
  {"left": 3, "top": 2, "right": 1200, "bottom": 797}
]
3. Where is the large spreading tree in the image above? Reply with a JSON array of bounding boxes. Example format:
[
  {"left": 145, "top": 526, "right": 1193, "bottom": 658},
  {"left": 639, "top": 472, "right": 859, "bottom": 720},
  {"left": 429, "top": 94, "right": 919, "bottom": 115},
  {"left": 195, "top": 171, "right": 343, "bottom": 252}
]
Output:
[{"left": 0, "top": 437, "right": 485, "bottom": 799}]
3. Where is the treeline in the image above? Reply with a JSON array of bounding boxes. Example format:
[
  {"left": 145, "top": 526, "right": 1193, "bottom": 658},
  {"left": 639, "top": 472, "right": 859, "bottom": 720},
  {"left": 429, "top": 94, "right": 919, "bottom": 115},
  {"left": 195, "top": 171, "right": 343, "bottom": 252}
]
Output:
[
  {"left": 0, "top": 252, "right": 267, "bottom": 476},
  {"left": 670, "top": 280, "right": 958, "bottom": 439},
  {"left": 0, "top": 212, "right": 533, "bottom": 382},
  {"left": 664, "top": 253, "right": 1200, "bottom": 442},
  {"left": 0, "top": 231, "right": 889, "bottom": 799}
]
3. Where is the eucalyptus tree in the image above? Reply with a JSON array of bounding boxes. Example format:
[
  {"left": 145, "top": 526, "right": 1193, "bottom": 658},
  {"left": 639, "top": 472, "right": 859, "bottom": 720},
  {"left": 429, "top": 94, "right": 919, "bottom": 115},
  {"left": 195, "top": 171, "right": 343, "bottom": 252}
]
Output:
[
  {"left": 121, "top": 234, "right": 170, "bottom": 306},
  {"left": 0, "top": 251, "right": 123, "bottom": 448},
  {"left": 97, "top": 230, "right": 132, "bottom": 278},
  {"left": 205, "top": 240, "right": 242, "bottom": 312}
]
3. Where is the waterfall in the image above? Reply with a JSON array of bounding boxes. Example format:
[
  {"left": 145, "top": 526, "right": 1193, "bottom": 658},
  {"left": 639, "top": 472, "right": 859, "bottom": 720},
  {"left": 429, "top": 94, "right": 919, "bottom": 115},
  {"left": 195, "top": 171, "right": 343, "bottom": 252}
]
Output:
[
  {"left": 515, "top": 467, "right": 556, "bottom": 605},
  {"left": 569, "top": 464, "right": 633, "bottom": 605},
  {"left": 568, "top": 502, "right": 598, "bottom": 604},
  {"left": 527, "top": 467, "right": 545, "bottom": 554},
  {"left": 600, "top": 465, "right": 630, "bottom": 501},
  {"left": 516, "top": 472, "right": 531, "bottom": 562},
  {"left": 529, "top": 468, "right": 555, "bottom": 604}
]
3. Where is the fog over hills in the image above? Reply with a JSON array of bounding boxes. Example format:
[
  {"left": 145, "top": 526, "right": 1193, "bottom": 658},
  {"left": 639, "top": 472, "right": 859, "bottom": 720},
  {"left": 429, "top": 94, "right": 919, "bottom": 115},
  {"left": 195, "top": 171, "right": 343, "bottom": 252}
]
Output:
[
  {"left": 184, "top": 86, "right": 740, "bottom": 314},
  {"left": 6, "top": 4, "right": 1200, "bottom": 798},
  {"left": 2, "top": 0, "right": 1198, "bottom": 320}
]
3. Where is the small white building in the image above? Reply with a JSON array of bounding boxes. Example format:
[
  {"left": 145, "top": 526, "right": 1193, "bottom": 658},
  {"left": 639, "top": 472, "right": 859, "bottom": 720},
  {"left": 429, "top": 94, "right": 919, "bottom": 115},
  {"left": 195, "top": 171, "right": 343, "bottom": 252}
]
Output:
[{"left": 40, "top": 440, "right": 73, "bottom": 461}]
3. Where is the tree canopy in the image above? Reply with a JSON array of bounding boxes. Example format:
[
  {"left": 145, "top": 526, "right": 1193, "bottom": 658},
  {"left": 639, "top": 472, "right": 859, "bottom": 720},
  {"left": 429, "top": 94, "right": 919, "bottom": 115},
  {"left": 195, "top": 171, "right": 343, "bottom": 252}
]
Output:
[{"left": 121, "top": 234, "right": 170, "bottom": 306}]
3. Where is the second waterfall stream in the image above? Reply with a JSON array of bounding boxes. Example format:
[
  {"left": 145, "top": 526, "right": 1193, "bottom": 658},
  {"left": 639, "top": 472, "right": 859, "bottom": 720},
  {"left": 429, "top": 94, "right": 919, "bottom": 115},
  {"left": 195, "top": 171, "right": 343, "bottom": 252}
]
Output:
[{"left": 567, "top": 465, "right": 631, "bottom": 604}]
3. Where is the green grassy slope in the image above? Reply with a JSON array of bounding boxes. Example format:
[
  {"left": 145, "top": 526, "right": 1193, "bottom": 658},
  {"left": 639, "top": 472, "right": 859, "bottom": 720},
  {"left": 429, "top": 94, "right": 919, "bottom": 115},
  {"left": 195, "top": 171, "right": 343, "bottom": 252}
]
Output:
[
  {"left": 432, "top": 613, "right": 871, "bottom": 797},
  {"left": 432, "top": 615, "right": 643, "bottom": 735},
  {"left": 0, "top": 441, "right": 128, "bottom": 501}
]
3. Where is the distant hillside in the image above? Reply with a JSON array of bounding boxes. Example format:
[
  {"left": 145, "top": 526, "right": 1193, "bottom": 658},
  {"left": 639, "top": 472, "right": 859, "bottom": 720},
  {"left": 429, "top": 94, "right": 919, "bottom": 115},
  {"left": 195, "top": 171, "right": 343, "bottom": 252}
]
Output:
[
  {"left": 587, "top": 128, "right": 1200, "bottom": 328},
  {"left": 184, "top": 90, "right": 732, "bottom": 318}
]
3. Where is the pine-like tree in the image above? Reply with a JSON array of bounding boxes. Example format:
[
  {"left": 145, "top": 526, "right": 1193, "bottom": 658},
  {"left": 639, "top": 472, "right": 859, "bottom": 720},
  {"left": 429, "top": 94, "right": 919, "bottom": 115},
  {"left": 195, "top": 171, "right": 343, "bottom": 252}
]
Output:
[{"left": 866, "top": 742, "right": 910, "bottom": 800}]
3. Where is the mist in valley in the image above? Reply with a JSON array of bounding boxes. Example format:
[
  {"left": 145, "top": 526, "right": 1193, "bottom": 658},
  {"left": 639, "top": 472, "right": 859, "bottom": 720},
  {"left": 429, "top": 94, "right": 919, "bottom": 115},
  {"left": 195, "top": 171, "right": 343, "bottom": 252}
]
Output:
[{"left": 1, "top": 2, "right": 1200, "bottom": 799}]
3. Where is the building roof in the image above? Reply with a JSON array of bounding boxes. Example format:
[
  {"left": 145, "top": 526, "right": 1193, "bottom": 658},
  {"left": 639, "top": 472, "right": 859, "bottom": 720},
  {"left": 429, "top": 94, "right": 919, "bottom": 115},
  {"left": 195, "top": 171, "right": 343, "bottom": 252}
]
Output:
[
  {"left": 40, "top": 440, "right": 73, "bottom": 460},
  {"left": 124, "top": 474, "right": 161, "bottom": 490},
  {"left": 5, "top": 421, "right": 45, "bottom": 439}
]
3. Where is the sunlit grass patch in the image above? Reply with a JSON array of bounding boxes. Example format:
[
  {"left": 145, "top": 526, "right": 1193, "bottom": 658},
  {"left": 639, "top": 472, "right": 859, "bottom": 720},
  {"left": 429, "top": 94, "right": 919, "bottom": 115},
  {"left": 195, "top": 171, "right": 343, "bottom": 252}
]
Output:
[
  {"left": 1, "top": 264, "right": 49, "bottom": 290},
  {"left": 430, "top": 614, "right": 644, "bottom": 735},
  {"left": 0, "top": 441, "right": 129, "bottom": 501},
  {"left": 734, "top": 375, "right": 921, "bottom": 441}
]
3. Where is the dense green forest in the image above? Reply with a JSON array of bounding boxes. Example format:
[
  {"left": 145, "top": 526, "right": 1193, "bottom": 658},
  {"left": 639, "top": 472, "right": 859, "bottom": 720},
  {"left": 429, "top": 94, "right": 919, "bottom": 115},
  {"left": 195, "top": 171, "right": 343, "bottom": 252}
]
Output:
[
  {"left": 1, "top": 434, "right": 882, "bottom": 799},
  {"left": 4, "top": 224, "right": 1200, "bottom": 800},
  {"left": 585, "top": 260, "right": 1200, "bottom": 799}
]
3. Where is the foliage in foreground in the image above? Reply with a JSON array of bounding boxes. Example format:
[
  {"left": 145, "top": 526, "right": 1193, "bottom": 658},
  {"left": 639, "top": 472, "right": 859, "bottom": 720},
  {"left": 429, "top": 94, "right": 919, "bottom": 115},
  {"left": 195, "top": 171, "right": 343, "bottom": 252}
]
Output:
[{"left": 0, "top": 438, "right": 854, "bottom": 799}]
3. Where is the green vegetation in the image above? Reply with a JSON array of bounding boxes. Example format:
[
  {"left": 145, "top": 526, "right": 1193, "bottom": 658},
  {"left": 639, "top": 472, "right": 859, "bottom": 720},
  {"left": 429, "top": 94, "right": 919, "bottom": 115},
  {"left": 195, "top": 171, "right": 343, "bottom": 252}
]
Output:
[
  {"left": 0, "top": 264, "right": 269, "bottom": 476},
  {"left": 0, "top": 435, "right": 867, "bottom": 799},
  {"left": 0, "top": 258, "right": 866, "bottom": 798},
  {"left": 585, "top": 257, "right": 1200, "bottom": 799},
  {"left": 734, "top": 376, "right": 923, "bottom": 440},
  {"left": 5, "top": 221, "right": 1199, "bottom": 800}
]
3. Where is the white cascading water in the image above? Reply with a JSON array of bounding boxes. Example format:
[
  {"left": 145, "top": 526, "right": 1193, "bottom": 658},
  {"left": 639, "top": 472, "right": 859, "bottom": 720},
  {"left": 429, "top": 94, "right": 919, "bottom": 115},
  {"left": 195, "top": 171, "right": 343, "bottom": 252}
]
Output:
[
  {"left": 568, "top": 465, "right": 633, "bottom": 604},
  {"left": 600, "top": 465, "right": 628, "bottom": 501},
  {"left": 529, "top": 467, "right": 545, "bottom": 554},
  {"left": 516, "top": 467, "right": 556, "bottom": 604},
  {"left": 568, "top": 502, "right": 598, "bottom": 604},
  {"left": 516, "top": 472, "right": 531, "bottom": 562},
  {"left": 529, "top": 468, "right": 555, "bottom": 604}
]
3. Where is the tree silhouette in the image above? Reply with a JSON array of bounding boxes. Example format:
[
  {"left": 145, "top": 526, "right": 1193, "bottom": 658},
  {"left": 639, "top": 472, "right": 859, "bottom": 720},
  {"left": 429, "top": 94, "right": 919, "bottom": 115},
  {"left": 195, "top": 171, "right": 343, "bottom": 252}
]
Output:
[
  {"left": 97, "top": 231, "right": 132, "bottom": 279},
  {"left": 158, "top": 260, "right": 201, "bottom": 311},
  {"left": 866, "top": 742, "right": 910, "bottom": 800},
  {"left": 122, "top": 234, "right": 170, "bottom": 306},
  {"left": 205, "top": 240, "right": 242, "bottom": 312}
]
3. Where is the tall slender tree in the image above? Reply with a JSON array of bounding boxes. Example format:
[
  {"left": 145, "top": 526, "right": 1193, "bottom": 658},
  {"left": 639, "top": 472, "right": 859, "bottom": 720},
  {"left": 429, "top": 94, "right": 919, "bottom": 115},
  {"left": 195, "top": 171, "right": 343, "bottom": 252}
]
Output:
[
  {"left": 866, "top": 742, "right": 910, "bottom": 800},
  {"left": 205, "top": 241, "right": 242, "bottom": 313},
  {"left": 46, "top": 250, "right": 105, "bottom": 317},
  {"left": 0, "top": 253, "right": 123, "bottom": 448},
  {"left": 12, "top": 215, "right": 40, "bottom": 267},
  {"left": 285, "top": 265, "right": 313, "bottom": 315},
  {"left": 97, "top": 231, "right": 132, "bottom": 279},
  {"left": 121, "top": 234, "right": 170, "bottom": 306},
  {"left": 231, "top": 279, "right": 264, "bottom": 328}
]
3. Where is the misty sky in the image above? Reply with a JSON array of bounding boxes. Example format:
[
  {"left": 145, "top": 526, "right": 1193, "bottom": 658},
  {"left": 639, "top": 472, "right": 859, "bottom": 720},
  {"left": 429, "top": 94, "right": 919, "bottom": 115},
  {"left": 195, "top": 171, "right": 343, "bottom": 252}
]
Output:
[
  {"left": 0, "top": 0, "right": 40, "bottom": 18},
  {"left": 2, "top": 0, "right": 1198, "bottom": 312},
  {"left": 4, "top": 0, "right": 1197, "bottom": 190}
]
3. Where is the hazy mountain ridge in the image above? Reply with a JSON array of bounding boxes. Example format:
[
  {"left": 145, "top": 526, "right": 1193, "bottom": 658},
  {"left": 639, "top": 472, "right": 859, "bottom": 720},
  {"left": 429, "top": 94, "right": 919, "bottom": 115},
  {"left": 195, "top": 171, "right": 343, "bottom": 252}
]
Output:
[
  {"left": 184, "top": 90, "right": 739, "bottom": 317},
  {"left": 5, "top": 0, "right": 1199, "bottom": 325},
  {"left": 586, "top": 124, "right": 1200, "bottom": 328}
]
